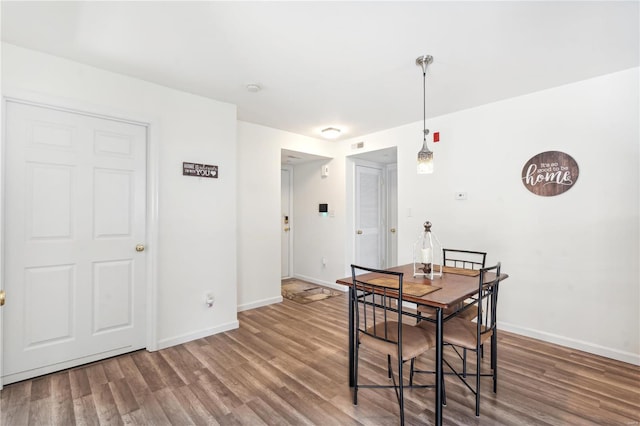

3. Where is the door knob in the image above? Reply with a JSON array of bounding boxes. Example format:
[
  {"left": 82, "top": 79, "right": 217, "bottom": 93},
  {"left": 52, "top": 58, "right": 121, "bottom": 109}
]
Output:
[
  {"left": 135, "top": 244, "right": 145, "bottom": 252},
  {"left": 390, "top": 228, "right": 396, "bottom": 233},
  {"left": 284, "top": 227, "right": 290, "bottom": 232},
  {"left": 357, "top": 230, "right": 363, "bottom": 235},
  {"left": 0, "top": 290, "right": 5, "bottom": 306}
]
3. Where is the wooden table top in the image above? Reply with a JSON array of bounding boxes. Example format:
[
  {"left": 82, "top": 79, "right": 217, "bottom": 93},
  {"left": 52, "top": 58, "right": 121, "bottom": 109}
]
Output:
[{"left": 336, "top": 263, "right": 509, "bottom": 309}]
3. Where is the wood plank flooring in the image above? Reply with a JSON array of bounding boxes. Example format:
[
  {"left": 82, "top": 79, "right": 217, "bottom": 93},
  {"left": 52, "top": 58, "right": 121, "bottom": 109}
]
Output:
[{"left": 2, "top": 291, "right": 639, "bottom": 425}]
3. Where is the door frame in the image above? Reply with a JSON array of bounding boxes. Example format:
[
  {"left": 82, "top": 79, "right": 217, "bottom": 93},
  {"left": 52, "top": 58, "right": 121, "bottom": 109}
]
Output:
[
  {"left": 0, "top": 91, "right": 160, "bottom": 388},
  {"left": 281, "top": 165, "right": 293, "bottom": 279},
  {"left": 386, "top": 163, "right": 398, "bottom": 267},
  {"left": 349, "top": 158, "right": 388, "bottom": 269}
]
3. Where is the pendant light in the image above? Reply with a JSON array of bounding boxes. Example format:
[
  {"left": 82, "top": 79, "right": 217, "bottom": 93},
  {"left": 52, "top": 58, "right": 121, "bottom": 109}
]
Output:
[{"left": 416, "top": 55, "right": 434, "bottom": 174}]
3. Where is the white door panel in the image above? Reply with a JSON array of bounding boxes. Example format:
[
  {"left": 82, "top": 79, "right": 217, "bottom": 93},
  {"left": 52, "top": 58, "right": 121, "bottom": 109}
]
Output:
[
  {"left": 355, "top": 165, "right": 383, "bottom": 268},
  {"left": 2, "top": 101, "right": 147, "bottom": 384}
]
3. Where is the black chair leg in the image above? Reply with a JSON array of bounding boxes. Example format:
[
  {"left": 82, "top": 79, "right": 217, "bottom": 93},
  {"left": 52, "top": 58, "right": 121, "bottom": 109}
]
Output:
[
  {"left": 409, "top": 358, "right": 415, "bottom": 386},
  {"left": 475, "top": 345, "right": 481, "bottom": 417},
  {"left": 398, "top": 358, "right": 405, "bottom": 426},
  {"left": 353, "top": 344, "right": 359, "bottom": 405},
  {"left": 442, "top": 373, "right": 447, "bottom": 406},
  {"left": 463, "top": 348, "right": 467, "bottom": 377},
  {"left": 387, "top": 354, "right": 392, "bottom": 379},
  {"left": 492, "top": 333, "right": 498, "bottom": 393}
]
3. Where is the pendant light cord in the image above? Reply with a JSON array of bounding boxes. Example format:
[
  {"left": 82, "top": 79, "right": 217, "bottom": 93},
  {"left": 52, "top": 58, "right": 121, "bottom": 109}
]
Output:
[{"left": 416, "top": 55, "right": 433, "bottom": 154}]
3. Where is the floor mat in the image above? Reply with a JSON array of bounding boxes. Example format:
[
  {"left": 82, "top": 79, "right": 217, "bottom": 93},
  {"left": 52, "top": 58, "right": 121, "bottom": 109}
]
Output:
[{"left": 281, "top": 279, "right": 343, "bottom": 304}]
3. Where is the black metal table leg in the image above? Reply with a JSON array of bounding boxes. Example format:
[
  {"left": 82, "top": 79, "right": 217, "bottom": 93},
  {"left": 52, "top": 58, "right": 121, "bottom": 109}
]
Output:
[{"left": 435, "top": 307, "right": 443, "bottom": 426}]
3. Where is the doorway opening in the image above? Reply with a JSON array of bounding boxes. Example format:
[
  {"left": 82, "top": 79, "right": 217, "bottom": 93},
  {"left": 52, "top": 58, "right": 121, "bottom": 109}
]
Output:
[{"left": 280, "top": 149, "right": 331, "bottom": 280}]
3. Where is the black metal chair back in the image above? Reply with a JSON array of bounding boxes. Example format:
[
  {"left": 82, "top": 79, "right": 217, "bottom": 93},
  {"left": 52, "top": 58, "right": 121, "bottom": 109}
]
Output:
[
  {"left": 352, "top": 264, "right": 404, "bottom": 355},
  {"left": 476, "top": 263, "right": 501, "bottom": 345},
  {"left": 443, "top": 249, "right": 487, "bottom": 270}
]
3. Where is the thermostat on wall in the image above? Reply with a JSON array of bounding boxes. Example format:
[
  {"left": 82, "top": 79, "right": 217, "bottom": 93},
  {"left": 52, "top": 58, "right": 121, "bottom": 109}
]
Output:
[{"left": 319, "top": 203, "right": 328, "bottom": 214}]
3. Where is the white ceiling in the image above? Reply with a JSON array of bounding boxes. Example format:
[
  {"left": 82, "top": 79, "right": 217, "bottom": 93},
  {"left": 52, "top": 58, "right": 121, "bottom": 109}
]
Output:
[{"left": 2, "top": 1, "right": 638, "bottom": 141}]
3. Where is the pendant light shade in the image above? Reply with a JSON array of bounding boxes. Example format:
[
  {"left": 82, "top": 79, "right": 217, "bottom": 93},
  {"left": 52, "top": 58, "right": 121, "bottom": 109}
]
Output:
[
  {"left": 416, "top": 55, "right": 434, "bottom": 174},
  {"left": 417, "top": 131, "right": 434, "bottom": 174}
]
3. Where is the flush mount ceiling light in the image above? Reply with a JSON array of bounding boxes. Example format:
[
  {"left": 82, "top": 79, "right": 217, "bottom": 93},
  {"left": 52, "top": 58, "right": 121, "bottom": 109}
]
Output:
[
  {"left": 416, "top": 55, "right": 434, "bottom": 174},
  {"left": 321, "top": 127, "right": 341, "bottom": 139},
  {"left": 246, "top": 83, "right": 261, "bottom": 92}
]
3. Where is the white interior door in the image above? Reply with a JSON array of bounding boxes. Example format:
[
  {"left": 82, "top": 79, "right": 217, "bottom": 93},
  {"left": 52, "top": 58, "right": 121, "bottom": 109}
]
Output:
[
  {"left": 355, "top": 164, "right": 383, "bottom": 268},
  {"left": 281, "top": 168, "right": 292, "bottom": 278},
  {"left": 2, "top": 101, "right": 147, "bottom": 384}
]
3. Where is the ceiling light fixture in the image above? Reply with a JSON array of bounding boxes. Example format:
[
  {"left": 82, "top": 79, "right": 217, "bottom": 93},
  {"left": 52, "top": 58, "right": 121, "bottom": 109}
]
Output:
[
  {"left": 416, "top": 55, "right": 434, "bottom": 174},
  {"left": 321, "top": 127, "right": 341, "bottom": 139}
]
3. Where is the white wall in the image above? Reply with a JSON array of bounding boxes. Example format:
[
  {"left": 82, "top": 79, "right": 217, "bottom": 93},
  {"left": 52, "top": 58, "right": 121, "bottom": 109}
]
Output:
[
  {"left": 236, "top": 121, "right": 340, "bottom": 310},
  {"left": 1, "top": 43, "right": 239, "bottom": 349},
  {"left": 291, "top": 158, "right": 346, "bottom": 288},
  {"left": 340, "top": 68, "right": 640, "bottom": 364}
]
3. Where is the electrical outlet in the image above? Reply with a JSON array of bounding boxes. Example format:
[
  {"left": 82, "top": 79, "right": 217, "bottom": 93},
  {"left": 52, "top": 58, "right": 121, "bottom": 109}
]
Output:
[{"left": 455, "top": 192, "right": 467, "bottom": 200}]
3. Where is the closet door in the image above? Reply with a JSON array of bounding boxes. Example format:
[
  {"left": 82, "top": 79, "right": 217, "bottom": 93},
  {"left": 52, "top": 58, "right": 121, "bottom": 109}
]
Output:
[
  {"left": 3, "top": 101, "right": 147, "bottom": 384},
  {"left": 355, "top": 164, "right": 383, "bottom": 268}
]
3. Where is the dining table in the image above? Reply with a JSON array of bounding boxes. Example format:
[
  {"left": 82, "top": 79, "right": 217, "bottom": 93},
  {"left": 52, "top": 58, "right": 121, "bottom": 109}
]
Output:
[{"left": 336, "top": 263, "right": 509, "bottom": 426}]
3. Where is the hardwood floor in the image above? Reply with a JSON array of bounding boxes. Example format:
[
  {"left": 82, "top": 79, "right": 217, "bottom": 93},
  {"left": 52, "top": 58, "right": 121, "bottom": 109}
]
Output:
[{"left": 2, "top": 292, "right": 639, "bottom": 425}]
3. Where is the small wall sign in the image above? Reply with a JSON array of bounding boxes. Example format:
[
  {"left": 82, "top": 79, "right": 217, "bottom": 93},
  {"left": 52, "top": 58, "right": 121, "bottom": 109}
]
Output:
[
  {"left": 521, "top": 151, "right": 578, "bottom": 196},
  {"left": 183, "top": 162, "right": 218, "bottom": 179}
]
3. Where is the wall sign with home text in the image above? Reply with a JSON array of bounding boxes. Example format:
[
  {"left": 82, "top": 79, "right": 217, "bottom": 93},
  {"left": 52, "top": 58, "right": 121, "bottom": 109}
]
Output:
[
  {"left": 521, "top": 151, "right": 579, "bottom": 196},
  {"left": 183, "top": 162, "right": 218, "bottom": 178}
]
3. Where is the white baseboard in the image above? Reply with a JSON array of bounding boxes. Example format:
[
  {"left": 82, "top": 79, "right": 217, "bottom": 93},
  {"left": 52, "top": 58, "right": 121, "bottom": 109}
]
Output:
[
  {"left": 499, "top": 321, "right": 640, "bottom": 366},
  {"left": 293, "top": 274, "right": 348, "bottom": 292},
  {"left": 237, "top": 296, "right": 283, "bottom": 312},
  {"left": 156, "top": 320, "right": 239, "bottom": 350}
]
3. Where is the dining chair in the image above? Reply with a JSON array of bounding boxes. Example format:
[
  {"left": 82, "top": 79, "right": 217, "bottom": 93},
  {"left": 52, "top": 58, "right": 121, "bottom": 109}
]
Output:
[
  {"left": 418, "top": 249, "right": 487, "bottom": 323},
  {"left": 351, "top": 264, "right": 436, "bottom": 425},
  {"left": 445, "top": 249, "right": 490, "bottom": 370},
  {"left": 417, "top": 262, "right": 502, "bottom": 417}
]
